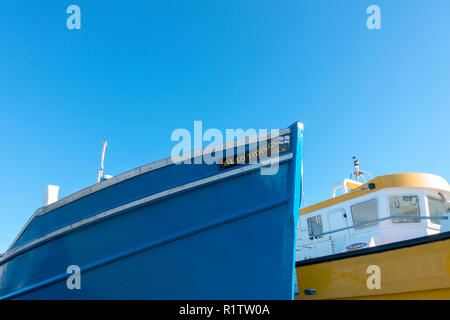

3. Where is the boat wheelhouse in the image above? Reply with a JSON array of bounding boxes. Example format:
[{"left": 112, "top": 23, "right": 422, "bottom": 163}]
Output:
[
  {"left": 296, "top": 172, "right": 450, "bottom": 260},
  {"left": 295, "top": 159, "right": 450, "bottom": 299}
]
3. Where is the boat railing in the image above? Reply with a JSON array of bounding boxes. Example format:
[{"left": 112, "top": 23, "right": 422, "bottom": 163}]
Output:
[{"left": 312, "top": 215, "right": 449, "bottom": 238}]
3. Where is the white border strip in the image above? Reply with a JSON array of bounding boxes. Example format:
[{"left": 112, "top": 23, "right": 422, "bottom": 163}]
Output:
[{"left": 1, "top": 153, "right": 293, "bottom": 263}]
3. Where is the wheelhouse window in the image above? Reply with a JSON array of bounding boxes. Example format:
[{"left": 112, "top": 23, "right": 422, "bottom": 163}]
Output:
[
  {"left": 427, "top": 196, "right": 450, "bottom": 226},
  {"left": 351, "top": 199, "right": 378, "bottom": 229},
  {"left": 307, "top": 215, "right": 323, "bottom": 238},
  {"left": 389, "top": 195, "right": 420, "bottom": 223}
]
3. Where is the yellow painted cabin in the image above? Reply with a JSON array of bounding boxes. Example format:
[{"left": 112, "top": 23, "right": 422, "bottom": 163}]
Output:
[{"left": 294, "top": 171, "right": 450, "bottom": 300}]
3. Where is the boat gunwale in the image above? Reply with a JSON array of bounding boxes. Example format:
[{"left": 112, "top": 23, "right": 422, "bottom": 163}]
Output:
[
  {"left": 2, "top": 153, "right": 294, "bottom": 263},
  {"left": 6, "top": 127, "right": 293, "bottom": 253},
  {"left": 36, "top": 127, "right": 292, "bottom": 217}
]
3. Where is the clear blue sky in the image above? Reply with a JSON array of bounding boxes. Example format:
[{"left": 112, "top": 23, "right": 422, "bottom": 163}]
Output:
[{"left": 1, "top": 1, "right": 449, "bottom": 252}]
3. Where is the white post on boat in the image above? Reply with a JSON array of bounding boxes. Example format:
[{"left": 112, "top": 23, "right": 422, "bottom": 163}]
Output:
[
  {"left": 97, "top": 140, "right": 108, "bottom": 183},
  {"left": 350, "top": 156, "right": 372, "bottom": 182},
  {"left": 44, "top": 185, "right": 60, "bottom": 206}
]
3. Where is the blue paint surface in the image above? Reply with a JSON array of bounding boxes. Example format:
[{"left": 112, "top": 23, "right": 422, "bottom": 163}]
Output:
[{"left": 0, "top": 122, "right": 303, "bottom": 300}]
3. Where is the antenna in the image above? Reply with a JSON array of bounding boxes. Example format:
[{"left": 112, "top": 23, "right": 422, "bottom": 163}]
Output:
[
  {"left": 97, "top": 140, "right": 108, "bottom": 183},
  {"left": 350, "top": 156, "right": 372, "bottom": 182}
]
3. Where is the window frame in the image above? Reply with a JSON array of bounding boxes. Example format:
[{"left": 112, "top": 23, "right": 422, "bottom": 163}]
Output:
[
  {"left": 388, "top": 193, "right": 422, "bottom": 225},
  {"left": 306, "top": 214, "right": 324, "bottom": 239},
  {"left": 350, "top": 198, "right": 380, "bottom": 231},
  {"left": 426, "top": 194, "right": 450, "bottom": 227}
]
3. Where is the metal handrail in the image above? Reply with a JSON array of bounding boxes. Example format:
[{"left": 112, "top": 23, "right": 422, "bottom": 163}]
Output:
[{"left": 311, "top": 215, "right": 449, "bottom": 238}]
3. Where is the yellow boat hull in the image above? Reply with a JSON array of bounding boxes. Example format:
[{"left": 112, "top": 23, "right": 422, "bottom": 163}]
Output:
[{"left": 295, "top": 233, "right": 450, "bottom": 300}]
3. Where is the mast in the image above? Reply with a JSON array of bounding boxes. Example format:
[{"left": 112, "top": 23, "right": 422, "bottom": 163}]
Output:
[
  {"left": 350, "top": 156, "right": 372, "bottom": 182},
  {"left": 97, "top": 140, "right": 108, "bottom": 183}
]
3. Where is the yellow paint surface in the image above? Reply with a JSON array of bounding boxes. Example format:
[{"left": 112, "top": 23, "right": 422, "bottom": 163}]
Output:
[
  {"left": 300, "top": 173, "right": 450, "bottom": 215},
  {"left": 295, "top": 237, "right": 450, "bottom": 300}
]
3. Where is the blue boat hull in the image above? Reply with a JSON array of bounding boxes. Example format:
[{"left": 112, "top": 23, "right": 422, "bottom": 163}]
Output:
[{"left": 0, "top": 123, "right": 303, "bottom": 299}]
